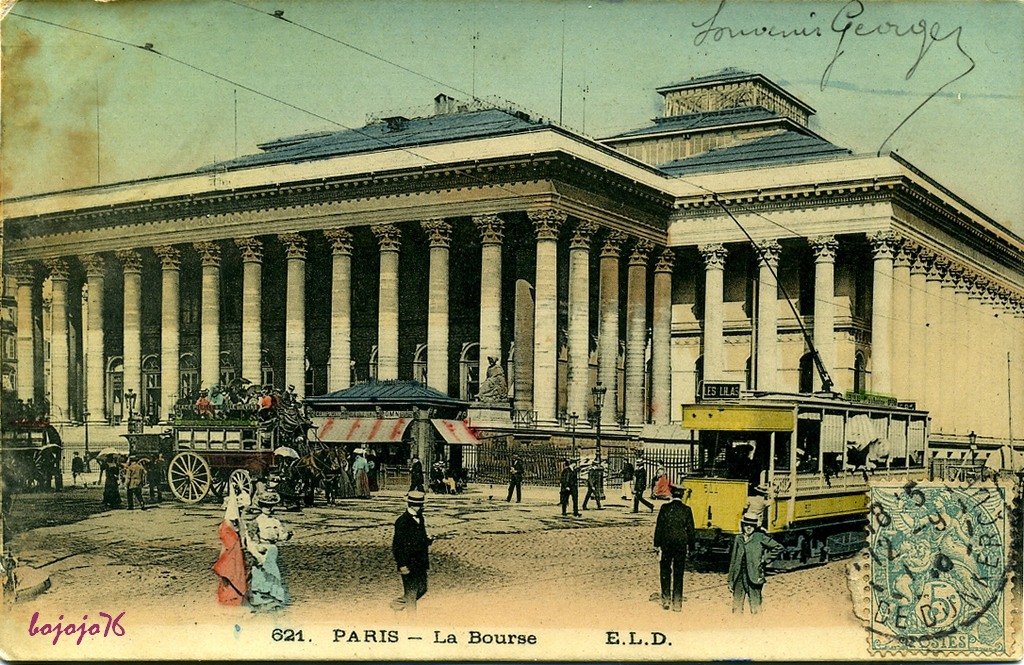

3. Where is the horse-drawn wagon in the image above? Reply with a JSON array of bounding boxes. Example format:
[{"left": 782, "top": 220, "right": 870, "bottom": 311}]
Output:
[{"left": 1, "top": 419, "right": 63, "bottom": 492}]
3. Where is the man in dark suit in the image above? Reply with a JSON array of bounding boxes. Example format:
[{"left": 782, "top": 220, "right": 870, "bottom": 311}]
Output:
[
  {"left": 653, "top": 485, "right": 696, "bottom": 611},
  {"left": 633, "top": 460, "right": 654, "bottom": 513},
  {"left": 409, "top": 454, "right": 424, "bottom": 492},
  {"left": 506, "top": 454, "right": 524, "bottom": 503},
  {"left": 728, "top": 515, "right": 783, "bottom": 614},
  {"left": 582, "top": 456, "right": 604, "bottom": 510},
  {"left": 559, "top": 459, "right": 580, "bottom": 516},
  {"left": 392, "top": 491, "right": 433, "bottom": 611}
]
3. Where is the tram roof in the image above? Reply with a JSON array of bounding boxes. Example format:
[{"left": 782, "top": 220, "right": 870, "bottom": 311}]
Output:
[{"left": 695, "top": 391, "right": 930, "bottom": 416}]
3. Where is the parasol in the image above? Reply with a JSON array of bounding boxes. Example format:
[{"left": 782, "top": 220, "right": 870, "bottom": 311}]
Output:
[{"left": 273, "top": 446, "right": 300, "bottom": 459}]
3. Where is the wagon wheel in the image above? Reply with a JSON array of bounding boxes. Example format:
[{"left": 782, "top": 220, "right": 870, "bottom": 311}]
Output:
[
  {"left": 229, "top": 469, "right": 253, "bottom": 497},
  {"left": 168, "top": 451, "right": 212, "bottom": 503}
]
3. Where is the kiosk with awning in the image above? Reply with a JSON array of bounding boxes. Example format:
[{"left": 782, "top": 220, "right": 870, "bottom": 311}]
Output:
[{"left": 304, "top": 380, "right": 476, "bottom": 475}]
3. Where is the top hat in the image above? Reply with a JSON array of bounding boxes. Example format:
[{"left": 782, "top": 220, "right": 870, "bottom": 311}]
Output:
[{"left": 406, "top": 490, "right": 426, "bottom": 506}]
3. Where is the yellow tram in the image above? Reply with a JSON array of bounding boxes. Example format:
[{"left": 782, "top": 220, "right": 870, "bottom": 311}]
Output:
[{"left": 680, "top": 392, "right": 930, "bottom": 568}]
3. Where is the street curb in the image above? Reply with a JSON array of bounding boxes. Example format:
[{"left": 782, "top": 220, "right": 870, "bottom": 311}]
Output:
[{"left": 14, "top": 568, "right": 52, "bottom": 603}]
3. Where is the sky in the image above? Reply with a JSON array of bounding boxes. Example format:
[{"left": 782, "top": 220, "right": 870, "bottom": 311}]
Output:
[{"left": 2, "top": 0, "right": 1022, "bottom": 234}]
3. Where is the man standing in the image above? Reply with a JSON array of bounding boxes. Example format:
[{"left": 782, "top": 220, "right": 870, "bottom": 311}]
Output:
[
  {"left": 125, "top": 457, "right": 147, "bottom": 511},
  {"left": 653, "top": 485, "right": 696, "bottom": 611},
  {"left": 149, "top": 455, "right": 166, "bottom": 502},
  {"left": 71, "top": 452, "right": 85, "bottom": 486},
  {"left": 392, "top": 491, "right": 432, "bottom": 611},
  {"left": 582, "top": 456, "right": 604, "bottom": 510},
  {"left": 409, "top": 454, "right": 424, "bottom": 493},
  {"left": 633, "top": 460, "right": 654, "bottom": 513},
  {"left": 506, "top": 453, "right": 524, "bottom": 503},
  {"left": 559, "top": 459, "right": 580, "bottom": 517},
  {"left": 620, "top": 458, "right": 634, "bottom": 500},
  {"left": 728, "top": 515, "right": 783, "bottom": 614}
]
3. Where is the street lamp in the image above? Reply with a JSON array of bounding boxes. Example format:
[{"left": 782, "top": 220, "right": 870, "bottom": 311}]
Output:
[
  {"left": 568, "top": 411, "right": 579, "bottom": 460},
  {"left": 124, "top": 389, "right": 137, "bottom": 426},
  {"left": 83, "top": 409, "right": 91, "bottom": 472},
  {"left": 592, "top": 383, "right": 607, "bottom": 463}
]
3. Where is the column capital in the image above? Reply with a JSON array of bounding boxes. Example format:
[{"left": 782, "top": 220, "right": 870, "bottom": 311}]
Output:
[
  {"left": 235, "top": 236, "right": 265, "bottom": 263},
  {"left": 910, "top": 248, "right": 933, "bottom": 275},
  {"left": 115, "top": 249, "right": 142, "bottom": 273},
  {"left": 600, "top": 231, "right": 628, "bottom": 258},
  {"left": 628, "top": 239, "right": 653, "bottom": 266},
  {"left": 654, "top": 249, "right": 675, "bottom": 274},
  {"left": 372, "top": 224, "right": 401, "bottom": 252},
  {"left": 944, "top": 264, "right": 965, "bottom": 288},
  {"left": 193, "top": 241, "right": 222, "bottom": 267},
  {"left": 11, "top": 261, "right": 37, "bottom": 285},
  {"left": 755, "top": 239, "right": 782, "bottom": 269},
  {"left": 473, "top": 214, "right": 505, "bottom": 245},
  {"left": 925, "top": 255, "right": 948, "bottom": 282},
  {"left": 45, "top": 258, "right": 71, "bottom": 281},
  {"left": 810, "top": 235, "right": 839, "bottom": 263},
  {"left": 279, "top": 233, "right": 308, "bottom": 260},
  {"left": 80, "top": 254, "right": 106, "bottom": 278},
  {"left": 569, "top": 221, "right": 597, "bottom": 250},
  {"left": 699, "top": 243, "right": 728, "bottom": 270},
  {"left": 323, "top": 229, "right": 353, "bottom": 256},
  {"left": 894, "top": 242, "right": 917, "bottom": 269},
  {"left": 869, "top": 230, "right": 898, "bottom": 260},
  {"left": 421, "top": 219, "right": 452, "bottom": 248},
  {"left": 528, "top": 209, "right": 566, "bottom": 241},
  {"left": 154, "top": 245, "right": 182, "bottom": 270}
]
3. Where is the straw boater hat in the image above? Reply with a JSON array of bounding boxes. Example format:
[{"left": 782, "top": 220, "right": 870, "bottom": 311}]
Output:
[
  {"left": 256, "top": 490, "right": 281, "bottom": 508},
  {"left": 753, "top": 482, "right": 770, "bottom": 494},
  {"left": 740, "top": 513, "right": 759, "bottom": 527},
  {"left": 406, "top": 490, "right": 426, "bottom": 506}
]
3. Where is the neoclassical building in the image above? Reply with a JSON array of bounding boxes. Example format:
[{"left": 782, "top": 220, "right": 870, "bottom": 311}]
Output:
[{"left": 3, "top": 69, "right": 1022, "bottom": 446}]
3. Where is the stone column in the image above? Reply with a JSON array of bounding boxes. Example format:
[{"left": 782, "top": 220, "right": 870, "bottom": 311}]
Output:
[
  {"left": 938, "top": 266, "right": 960, "bottom": 433},
  {"left": 117, "top": 250, "right": 143, "bottom": 412},
  {"left": 474, "top": 215, "right": 505, "bottom": 366},
  {"left": 324, "top": 230, "right": 353, "bottom": 391},
  {"left": 907, "top": 250, "right": 929, "bottom": 404},
  {"left": 279, "top": 233, "right": 307, "bottom": 397},
  {"left": 891, "top": 243, "right": 913, "bottom": 400},
  {"left": 598, "top": 232, "right": 626, "bottom": 425},
  {"left": 755, "top": 239, "right": 782, "bottom": 391},
  {"left": 567, "top": 222, "right": 595, "bottom": 420},
  {"left": 194, "top": 242, "right": 222, "bottom": 390},
  {"left": 154, "top": 246, "right": 181, "bottom": 421},
  {"left": 868, "top": 232, "right": 896, "bottom": 395},
  {"left": 13, "top": 263, "right": 36, "bottom": 403},
  {"left": 951, "top": 270, "right": 971, "bottom": 431},
  {"left": 422, "top": 219, "right": 451, "bottom": 393},
  {"left": 810, "top": 236, "right": 838, "bottom": 392},
  {"left": 625, "top": 239, "right": 652, "bottom": 424},
  {"left": 700, "top": 243, "right": 728, "bottom": 382},
  {"left": 651, "top": 250, "right": 674, "bottom": 424},
  {"left": 235, "top": 237, "right": 263, "bottom": 384},
  {"left": 922, "top": 257, "right": 945, "bottom": 421},
  {"left": 81, "top": 254, "right": 106, "bottom": 422},
  {"left": 373, "top": 224, "right": 401, "bottom": 381},
  {"left": 529, "top": 209, "right": 565, "bottom": 423},
  {"left": 46, "top": 260, "right": 71, "bottom": 422}
]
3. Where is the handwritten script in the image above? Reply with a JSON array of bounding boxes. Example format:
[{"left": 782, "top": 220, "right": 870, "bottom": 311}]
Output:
[{"left": 691, "top": 0, "right": 975, "bottom": 152}]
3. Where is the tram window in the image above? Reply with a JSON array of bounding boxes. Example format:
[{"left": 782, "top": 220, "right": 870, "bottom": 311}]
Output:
[
  {"left": 697, "top": 432, "right": 769, "bottom": 486},
  {"left": 773, "top": 433, "right": 791, "bottom": 471},
  {"left": 796, "top": 421, "right": 821, "bottom": 473}
]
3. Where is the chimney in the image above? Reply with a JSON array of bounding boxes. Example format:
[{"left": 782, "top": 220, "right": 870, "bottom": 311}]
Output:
[{"left": 434, "top": 93, "right": 456, "bottom": 115}]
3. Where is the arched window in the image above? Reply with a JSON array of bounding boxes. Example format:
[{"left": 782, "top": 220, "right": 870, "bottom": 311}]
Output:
[
  {"left": 854, "top": 351, "right": 867, "bottom": 394},
  {"left": 180, "top": 353, "right": 199, "bottom": 398},
  {"left": 106, "top": 356, "right": 124, "bottom": 423},
  {"left": 798, "top": 352, "right": 815, "bottom": 394},
  {"left": 368, "top": 346, "right": 378, "bottom": 382},
  {"left": 141, "top": 354, "right": 161, "bottom": 420},
  {"left": 412, "top": 343, "right": 428, "bottom": 385},
  {"left": 460, "top": 342, "right": 480, "bottom": 400},
  {"left": 219, "top": 351, "right": 236, "bottom": 387}
]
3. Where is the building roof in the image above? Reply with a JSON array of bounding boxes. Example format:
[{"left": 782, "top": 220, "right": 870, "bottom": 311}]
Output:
[
  {"left": 655, "top": 67, "right": 816, "bottom": 115},
  {"left": 658, "top": 130, "right": 851, "bottom": 175},
  {"left": 604, "top": 106, "right": 781, "bottom": 141},
  {"left": 198, "top": 108, "right": 545, "bottom": 172},
  {"left": 305, "top": 380, "right": 468, "bottom": 408}
]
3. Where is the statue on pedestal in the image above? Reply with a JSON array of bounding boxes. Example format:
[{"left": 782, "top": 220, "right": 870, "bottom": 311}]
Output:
[{"left": 477, "top": 356, "right": 508, "bottom": 403}]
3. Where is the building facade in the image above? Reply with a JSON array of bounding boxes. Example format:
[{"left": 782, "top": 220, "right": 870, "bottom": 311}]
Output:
[{"left": 3, "top": 71, "right": 1022, "bottom": 446}]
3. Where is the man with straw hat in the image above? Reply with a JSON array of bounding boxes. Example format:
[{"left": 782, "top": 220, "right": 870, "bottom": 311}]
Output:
[
  {"left": 392, "top": 490, "right": 433, "bottom": 611},
  {"left": 727, "top": 513, "right": 783, "bottom": 614}
]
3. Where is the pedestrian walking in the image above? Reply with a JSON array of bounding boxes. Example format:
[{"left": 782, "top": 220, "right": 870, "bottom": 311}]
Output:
[
  {"left": 125, "top": 457, "right": 147, "bottom": 511},
  {"left": 632, "top": 461, "right": 654, "bottom": 513},
  {"left": 728, "top": 515, "right": 783, "bottom": 614},
  {"left": 213, "top": 486, "right": 249, "bottom": 606},
  {"left": 148, "top": 455, "right": 166, "bottom": 502},
  {"left": 101, "top": 455, "right": 122, "bottom": 509},
  {"left": 653, "top": 485, "right": 695, "bottom": 611},
  {"left": 505, "top": 453, "right": 524, "bottom": 503},
  {"left": 559, "top": 459, "right": 580, "bottom": 517},
  {"left": 71, "top": 452, "right": 84, "bottom": 486},
  {"left": 248, "top": 490, "right": 292, "bottom": 611},
  {"left": 620, "top": 458, "right": 634, "bottom": 500},
  {"left": 582, "top": 456, "right": 604, "bottom": 510},
  {"left": 391, "top": 491, "right": 432, "bottom": 612},
  {"left": 409, "top": 454, "right": 424, "bottom": 492},
  {"left": 352, "top": 449, "right": 371, "bottom": 498}
]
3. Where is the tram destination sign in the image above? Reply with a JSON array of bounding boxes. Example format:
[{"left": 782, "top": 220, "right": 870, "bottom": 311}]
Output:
[{"left": 700, "top": 381, "right": 742, "bottom": 401}]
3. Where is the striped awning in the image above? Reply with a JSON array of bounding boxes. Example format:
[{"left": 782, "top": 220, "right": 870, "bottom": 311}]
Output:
[
  {"left": 314, "top": 417, "right": 412, "bottom": 444},
  {"left": 431, "top": 419, "right": 480, "bottom": 446}
]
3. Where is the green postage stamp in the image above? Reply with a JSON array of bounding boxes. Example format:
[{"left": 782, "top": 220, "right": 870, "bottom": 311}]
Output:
[{"left": 857, "top": 479, "right": 1021, "bottom": 658}]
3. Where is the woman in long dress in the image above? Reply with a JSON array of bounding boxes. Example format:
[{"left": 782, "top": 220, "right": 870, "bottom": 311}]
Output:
[
  {"left": 652, "top": 465, "right": 672, "bottom": 500},
  {"left": 334, "top": 455, "right": 356, "bottom": 499},
  {"left": 102, "top": 455, "right": 122, "bottom": 508},
  {"left": 351, "top": 450, "right": 371, "bottom": 498},
  {"left": 247, "top": 492, "right": 291, "bottom": 611},
  {"left": 213, "top": 489, "right": 248, "bottom": 605}
]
